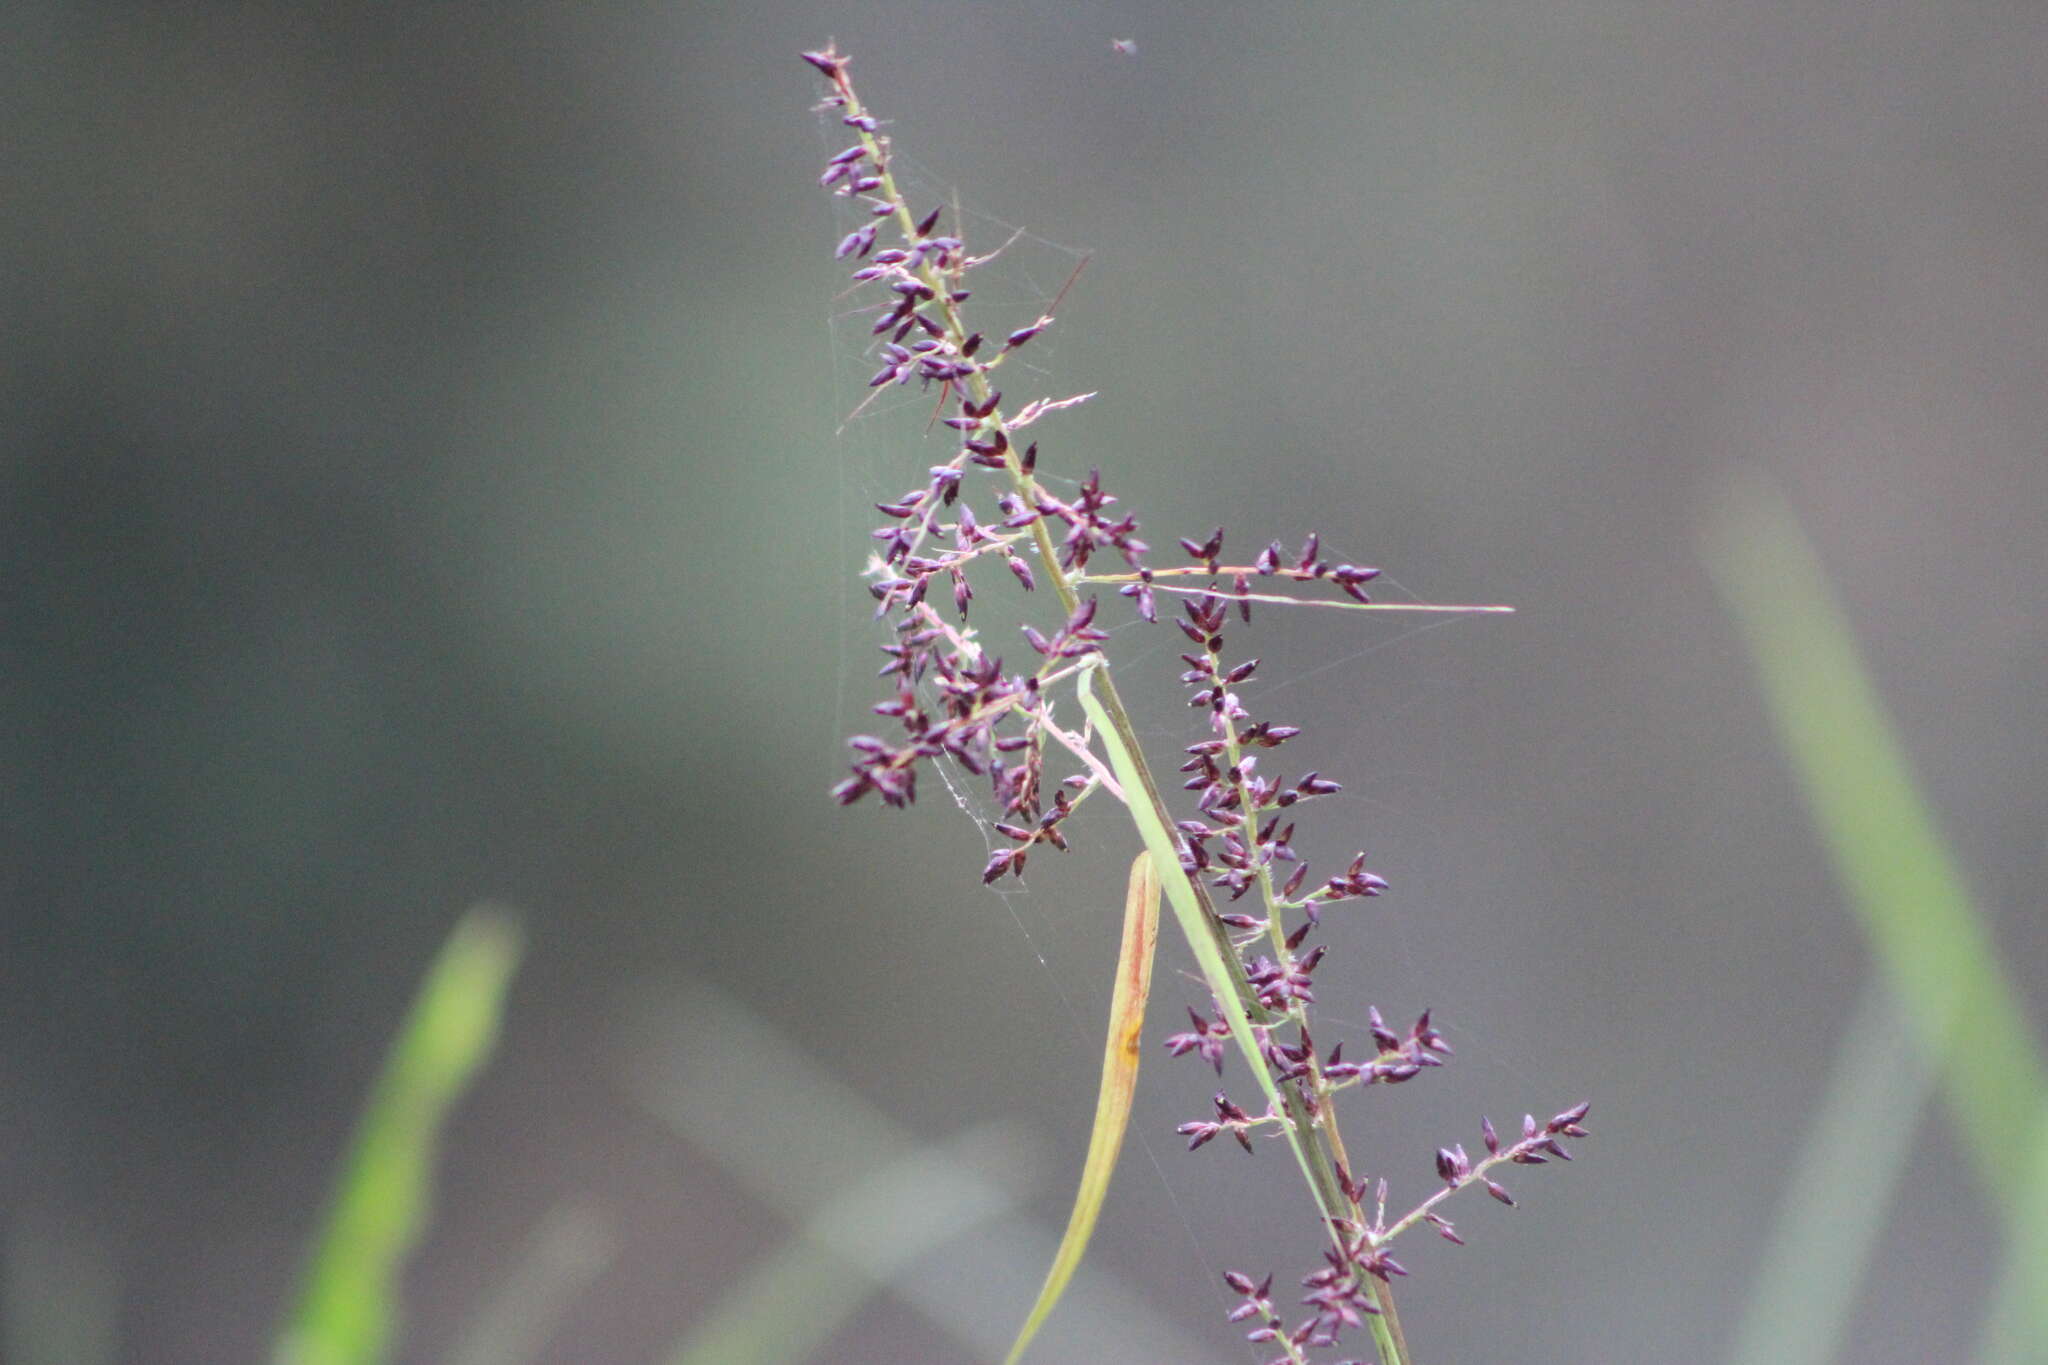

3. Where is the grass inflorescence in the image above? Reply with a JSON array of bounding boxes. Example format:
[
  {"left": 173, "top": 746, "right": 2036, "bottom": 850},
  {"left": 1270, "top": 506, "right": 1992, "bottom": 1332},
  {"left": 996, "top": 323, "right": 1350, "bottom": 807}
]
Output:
[{"left": 804, "top": 44, "right": 1587, "bottom": 1365}]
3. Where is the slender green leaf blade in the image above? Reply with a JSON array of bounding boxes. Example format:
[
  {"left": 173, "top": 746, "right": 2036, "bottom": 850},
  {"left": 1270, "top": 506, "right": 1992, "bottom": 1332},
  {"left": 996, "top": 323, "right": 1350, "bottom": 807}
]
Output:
[
  {"left": 1003, "top": 854, "right": 1161, "bottom": 1365},
  {"left": 1706, "top": 483, "right": 2045, "bottom": 1181},
  {"left": 277, "top": 904, "right": 525, "bottom": 1365},
  {"left": 1705, "top": 481, "right": 2048, "bottom": 1363}
]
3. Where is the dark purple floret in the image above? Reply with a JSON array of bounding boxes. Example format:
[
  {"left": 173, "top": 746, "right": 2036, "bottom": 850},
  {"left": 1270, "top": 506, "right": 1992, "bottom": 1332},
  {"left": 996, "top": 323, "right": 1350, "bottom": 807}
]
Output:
[
  {"left": 1179, "top": 527, "right": 1225, "bottom": 573},
  {"left": 1329, "top": 564, "right": 1380, "bottom": 602}
]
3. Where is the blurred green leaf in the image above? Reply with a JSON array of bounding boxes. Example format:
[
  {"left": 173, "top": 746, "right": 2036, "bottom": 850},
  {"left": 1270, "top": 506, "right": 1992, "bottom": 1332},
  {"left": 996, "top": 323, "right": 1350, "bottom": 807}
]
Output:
[
  {"left": 3, "top": 1210, "right": 118, "bottom": 1365},
  {"left": 665, "top": 1143, "right": 1009, "bottom": 1365},
  {"left": 1706, "top": 480, "right": 2048, "bottom": 1363},
  {"left": 1976, "top": 1118, "right": 2048, "bottom": 1364},
  {"left": 1716, "top": 980, "right": 1933, "bottom": 1365},
  {"left": 441, "top": 1202, "right": 615, "bottom": 1365},
  {"left": 631, "top": 983, "right": 1205, "bottom": 1363},
  {"left": 276, "top": 904, "right": 524, "bottom": 1365}
]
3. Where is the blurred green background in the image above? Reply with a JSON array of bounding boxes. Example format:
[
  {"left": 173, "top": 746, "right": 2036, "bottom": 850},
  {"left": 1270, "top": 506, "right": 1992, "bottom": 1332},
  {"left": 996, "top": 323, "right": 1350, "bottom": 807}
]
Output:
[{"left": 7, "top": 3, "right": 2046, "bottom": 1362}]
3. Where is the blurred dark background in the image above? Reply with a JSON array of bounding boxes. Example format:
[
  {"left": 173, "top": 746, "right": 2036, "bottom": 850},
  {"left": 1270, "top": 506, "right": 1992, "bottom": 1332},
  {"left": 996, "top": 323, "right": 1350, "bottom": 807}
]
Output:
[{"left": 6, "top": 2, "right": 2045, "bottom": 1361}]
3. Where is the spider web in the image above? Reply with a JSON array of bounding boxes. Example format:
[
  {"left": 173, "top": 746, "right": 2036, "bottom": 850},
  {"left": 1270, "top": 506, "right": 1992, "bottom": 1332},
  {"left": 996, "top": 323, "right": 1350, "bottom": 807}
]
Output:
[{"left": 813, "top": 137, "right": 1099, "bottom": 903}]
